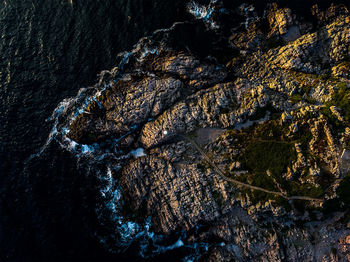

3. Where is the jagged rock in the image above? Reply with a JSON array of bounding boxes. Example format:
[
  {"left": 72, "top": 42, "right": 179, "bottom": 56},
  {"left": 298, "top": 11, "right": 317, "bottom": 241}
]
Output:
[
  {"left": 120, "top": 155, "right": 236, "bottom": 234},
  {"left": 272, "top": 15, "right": 350, "bottom": 73},
  {"left": 330, "top": 106, "right": 345, "bottom": 122},
  {"left": 289, "top": 122, "right": 298, "bottom": 133},
  {"left": 63, "top": 3, "right": 350, "bottom": 260},
  {"left": 140, "top": 83, "right": 237, "bottom": 148},
  {"left": 312, "top": 3, "right": 349, "bottom": 25},
  {"left": 308, "top": 119, "right": 339, "bottom": 176},
  {"left": 332, "top": 62, "right": 350, "bottom": 78},
  {"left": 68, "top": 75, "right": 184, "bottom": 143},
  {"left": 267, "top": 3, "right": 294, "bottom": 36},
  {"left": 145, "top": 52, "right": 227, "bottom": 88},
  {"left": 340, "top": 149, "right": 350, "bottom": 175},
  {"left": 281, "top": 111, "right": 293, "bottom": 122}
]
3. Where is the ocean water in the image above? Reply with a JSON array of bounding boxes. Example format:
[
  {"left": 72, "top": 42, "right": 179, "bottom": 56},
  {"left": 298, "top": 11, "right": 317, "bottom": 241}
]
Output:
[
  {"left": 0, "top": 0, "right": 188, "bottom": 260},
  {"left": 0, "top": 0, "right": 188, "bottom": 177}
]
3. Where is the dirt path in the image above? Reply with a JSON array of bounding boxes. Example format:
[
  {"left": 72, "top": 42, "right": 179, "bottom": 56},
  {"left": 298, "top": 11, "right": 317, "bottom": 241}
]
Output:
[
  {"left": 194, "top": 128, "right": 225, "bottom": 146},
  {"left": 181, "top": 135, "right": 324, "bottom": 203}
]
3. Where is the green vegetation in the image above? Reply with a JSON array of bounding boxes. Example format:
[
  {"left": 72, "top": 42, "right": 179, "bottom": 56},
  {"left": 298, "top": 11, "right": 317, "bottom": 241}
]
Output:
[
  {"left": 287, "top": 70, "right": 344, "bottom": 105},
  {"left": 220, "top": 117, "right": 325, "bottom": 205},
  {"left": 290, "top": 94, "right": 302, "bottom": 104},
  {"left": 302, "top": 85, "right": 312, "bottom": 96},
  {"left": 336, "top": 81, "right": 348, "bottom": 90},
  {"left": 212, "top": 190, "right": 225, "bottom": 208},
  {"left": 253, "top": 120, "right": 289, "bottom": 141},
  {"left": 323, "top": 173, "right": 350, "bottom": 213},
  {"left": 289, "top": 69, "right": 337, "bottom": 86},
  {"left": 243, "top": 141, "right": 296, "bottom": 182},
  {"left": 320, "top": 107, "right": 346, "bottom": 135},
  {"left": 328, "top": 83, "right": 349, "bottom": 106},
  {"left": 304, "top": 96, "right": 317, "bottom": 105},
  {"left": 248, "top": 104, "right": 279, "bottom": 121},
  {"left": 326, "top": 83, "right": 350, "bottom": 122},
  {"left": 233, "top": 172, "right": 282, "bottom": 204},
  {"left": 321, "top": 81, "right": 350, "bottom": 134},
  {"left": 238, "top": 140, "right": 297, "bottom": 203},
  {"left": 288, "top": 182, "right": 323, "bottom": 198},
  {"left": 295, "top": 85, "right": 317, "bottom": 104},
  {"left": 337, "top": 173, "right": 350, "bottom": 206},
  {"left": 287, "top": 74, "right": 318, "bottom": 105},
  {"left": 317, "top": 73, "right": 332, "bottom": 81}
]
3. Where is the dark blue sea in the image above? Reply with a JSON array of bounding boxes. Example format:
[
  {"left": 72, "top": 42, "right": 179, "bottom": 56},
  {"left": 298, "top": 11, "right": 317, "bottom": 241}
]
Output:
[{"left": 0, "top": 1, "right": 187, "bottom": 260}]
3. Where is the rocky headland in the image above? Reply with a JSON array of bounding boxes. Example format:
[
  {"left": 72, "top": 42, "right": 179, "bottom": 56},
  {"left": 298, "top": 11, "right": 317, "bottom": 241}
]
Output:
[{"left": 58, "top": 1, "right": 350, "bottom": 261}]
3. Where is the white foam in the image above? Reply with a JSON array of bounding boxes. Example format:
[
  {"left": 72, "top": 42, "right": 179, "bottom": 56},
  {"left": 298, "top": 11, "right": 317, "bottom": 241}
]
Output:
[
  {"left": 100, "top": 167, "right": 113, "bottom": 197},
  {"left": 139, "top": 47, "right": 159, "bottom": 60},
  {"left": 120, "top": 221, "right": 140, "bottom": 242},
  {"left": 118, "top": 51, "right": 133, "bottom": 71},
  {"left": 68, "top": 140, "right": 78, "bottom": 150},
  {"left": 187, "top": 0, "right": 218, "bottom": 29},
  {"left": 173, "top": 238, "right": 184, "bottom": 248},
  {"left": 81, "top": 144, "right": 95, "bottom": 154},
  {"left": 130, "top": 148, "right": 146, "bottom": 158},
  {"left": 187, "top": 1, "right": 211, "bottom": 20}
]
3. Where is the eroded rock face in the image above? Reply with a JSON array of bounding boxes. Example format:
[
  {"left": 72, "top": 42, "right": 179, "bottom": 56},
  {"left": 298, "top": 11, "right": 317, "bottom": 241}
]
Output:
[
  {"left": 140, "top": 82, "right": 238, "bottom": 148},
  {"left": 68, "top": 51, "right": 227, "bottom": 145},
  {"left": 120, "top": 154, "right": 235, "bottom": 234},
  {"left": 68, "top": 75, "right": 184, "bottom": 143},
  {"left": 267, "top": 3, "right": 294, "bottom": 36},
  {"left": 272, "top": 17, "right": 350, "bottom": 73},
  {"left": 65, "top": 2, "right": 350, "bottom": 261}
]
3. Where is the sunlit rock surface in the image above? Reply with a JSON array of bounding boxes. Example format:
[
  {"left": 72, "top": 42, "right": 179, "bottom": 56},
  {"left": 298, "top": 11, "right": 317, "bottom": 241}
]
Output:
[{"left": 62, "top": 2, "right": 350, "bottom": 261}]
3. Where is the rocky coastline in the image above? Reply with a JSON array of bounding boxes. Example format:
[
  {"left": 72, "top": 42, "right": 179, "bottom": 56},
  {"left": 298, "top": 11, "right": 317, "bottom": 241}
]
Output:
[{"left": 54, "top": 1, "right": 350, "bottom": 260}]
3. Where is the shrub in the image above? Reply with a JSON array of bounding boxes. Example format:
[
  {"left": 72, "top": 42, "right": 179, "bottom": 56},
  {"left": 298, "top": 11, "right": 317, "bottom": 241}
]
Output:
[
  {"left": 325, "top": 83, "right": 350, "bottom": 123},
  {"left": 242, "top": 140, "right": 296, "bottom": 183},
  {"left": 290, "top": 94, "right": 302, "bottom": 104},
  {"left": 337, "top": 173, "right": 350, "bottom": 207}
]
